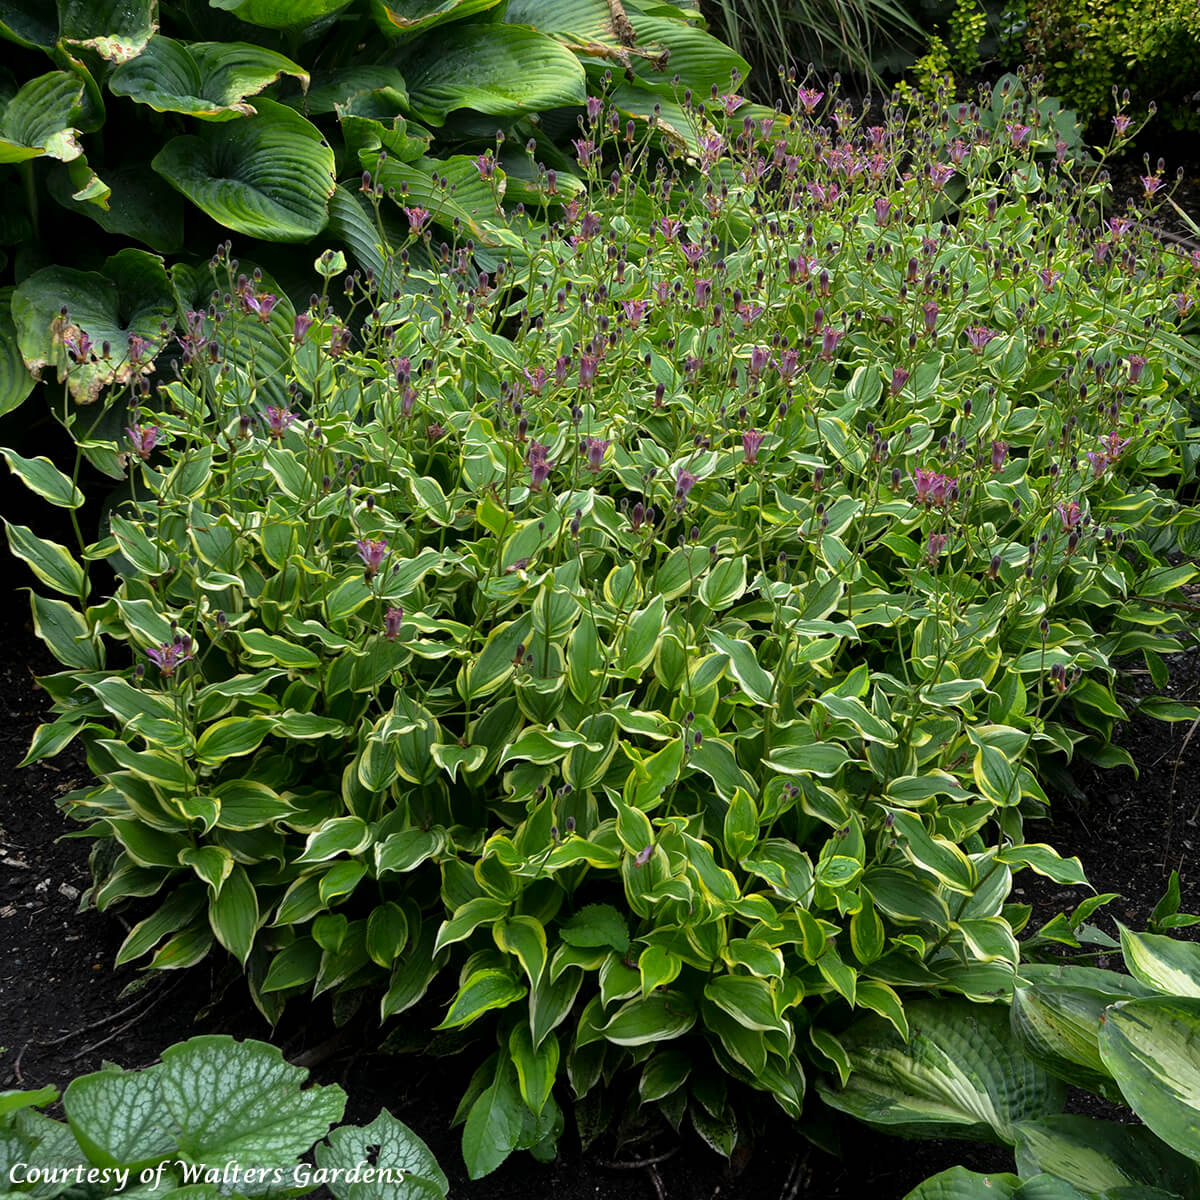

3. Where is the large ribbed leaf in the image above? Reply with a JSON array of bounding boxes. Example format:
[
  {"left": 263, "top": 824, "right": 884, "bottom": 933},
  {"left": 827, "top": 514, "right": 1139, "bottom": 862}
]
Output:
[
  {"left": 617, "top": 14, "right": 748, "bottom": 95},
  {"left": 12, "top": 249, "right": 174, "bottom": 404},
  {"left": 209, "top": 0, "right": 354, "bottom": 30},
  {"left": 901, "top": 1169, "right": 1092, "bottom": 1200},
  {"left": 153, "top": 98, "right": 335, "bottom": 241},
  {"left": 48, "top": 161, "right": 186, "bottom": 253},
  {"left": 402, "top": 24, "right": 586, "bottom": 126},
  {"left": 817, "top": 998, "right": 1065, "bottom": 1144},
  {"left": 59, "top": 0, "right": 156, "bottom": 62},
  {"left": 0, "top": 289, "right": 35, "bottom": 418},
  {"left": 1014, "top": 1114, "right": 1200, "bottom": 1196},
  {"left": 302, "top": 66, "right": 409, "bottom": 114},
  {"left": 504, "top": 0, "right": 617, "bottom": 40},
  {"left": 1099, "top": 996, "right": 1200, "bottom": 1163},
  {"left": 110, "top": 37, "right": 309, "bottom": 121},
  {"left": 370, "top": 0, "right": 501, "bottom": 41},
  {"left": 608, "top": 83, "right": 703, "bottom": 155},
  {"left": 0, "top": 71, "right": 85, "bottom": 163}
]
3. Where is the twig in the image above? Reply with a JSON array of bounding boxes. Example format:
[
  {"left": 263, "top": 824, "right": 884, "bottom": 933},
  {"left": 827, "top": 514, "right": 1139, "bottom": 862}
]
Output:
[
  {"left": 606, "top": 0, "right": 637, "bottom": 47},
  {"left": 66, "top": 1005, "right": 157, "bottom": 1063},
  {"left": 36, "top": 980, "right": 172, "bottom": 1048},
  {"left": 647, "top": 1163, "right": 666, "bottom": 1200},
  {"left": 596, "top": 1147, "right": 681, "bottom": 1171}
]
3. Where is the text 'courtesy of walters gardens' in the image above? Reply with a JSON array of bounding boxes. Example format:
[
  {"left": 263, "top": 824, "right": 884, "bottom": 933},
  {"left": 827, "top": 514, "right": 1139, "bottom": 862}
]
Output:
[{"left": 8, "top": 1160, "right": 407, "bottom": 1192}]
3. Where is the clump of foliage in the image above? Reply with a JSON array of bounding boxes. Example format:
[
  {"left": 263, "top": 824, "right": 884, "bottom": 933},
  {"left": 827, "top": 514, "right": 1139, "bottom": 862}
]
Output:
[
  {"left": 8, "top": 70, "right": 1200, "bottom": 1178},
  {"left": 0, "top": 0, "right": 745, "bottom": 421},
  {"left": 2, "top": 1035, "right": 447, "bottom": 1199},
  {"left": 828, "top": 884, "right": 1200, "bottom": 1199},
  {"left": 1006, "top": 0, "right": 1200, "bottom": 130}
]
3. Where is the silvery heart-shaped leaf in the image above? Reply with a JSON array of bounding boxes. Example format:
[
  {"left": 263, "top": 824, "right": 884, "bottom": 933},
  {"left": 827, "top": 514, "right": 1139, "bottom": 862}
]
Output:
[
  {"left": 12, "top": 249, "right": 174, "bottom": 404},
  {"left": 152, "top": 98, "right": 335, "bottom": 241},
  {"left": 159, "top": 1036, "right": 346, "bottom": 1166},
  {"left": 315, "top": 1110, "right": 449, "bottom": 1200},
  {"left": 63, "top": 1064, "right": 176, "bottom": 1170},
  {"left": 110, "top": 37, "right": 309, "bottom": 121}
]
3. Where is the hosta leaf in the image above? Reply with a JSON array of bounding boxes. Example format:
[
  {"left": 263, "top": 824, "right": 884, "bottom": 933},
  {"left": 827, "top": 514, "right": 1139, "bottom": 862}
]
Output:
[
  {"left": 315, "top": 1109, "right": 449, "bottom": 1199},
  {"left": 58, "top": 0, "right": 156, "bottom": 62},
  {"left": 0, "top": 288, "right": 34, "bottom": 418},
  {"left": 1118, "top": 924, "right": 1200, "bottom": 997},
  {"left": 111, "top": 37, "right": 309, "bottom": 121},
  {"left": 210, "top": 0, "right": 355, "bottom": 29},
  {"left": 0, "top": 0, "right": 57, "bottom": 48},
  {"left": 12, "top": 248, "right": 173, "bottom": 403},
  {"left": 900, "top": 1169, "right": 1066, "bottom": 1200},
  {"left": 153, "top": 98, "right": 335, "bottom": 241},
  {"left": 0, "top": 71, "right": 85, "bottom": 163},
  {"left": 1099, "top": 996, "right": 1200, "bottom": 1163},
  {"left": 371, "top": 0, "right": 501, "bottom": 40},
  {"left": 817, "top": 998, "right": 1065, "bottom": 1144},
  {"left": 303, "top": 66, "right": 410, "bottom": 114},
  {"left": 1013, "top": 1114, "right": 1200, "bottom": 1196},
  {"left": 401, "top": 24, "right": 586, "bottom": 126},
  {"left": 159, "top": 1036, "right": 346, "bottom": 1163}
]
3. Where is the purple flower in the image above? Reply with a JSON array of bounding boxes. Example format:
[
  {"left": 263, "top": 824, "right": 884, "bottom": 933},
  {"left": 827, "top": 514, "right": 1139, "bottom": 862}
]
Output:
[
  {"left": 682, "top": 242, "right": 706, "bottom": 270},
  {"left": 177, "top": 311, "right": 211, "bottom": 365},
  {"left": 523, "top": 365, "right": 548, "bottom": 394},
  {"left": 292, "top": 312, "right": 313, "bottom": 345},
  {"left": 619, "top": 299, "right": 648, "bottom": 328},
  {"left": 383, "top": 606, "right": 404, "bottom": 641},
  {"left": 1058, "top": 501, "right": 1082, "bottom": 530},
  {"left": 634, "top": 844, "right": 654, "bottom": 867},
  {"left": 749, "top": 346, "right": 771, "bottom": 379},
  {"left": 474, "top": 151, "right": 495, "bottom": 180},
  {"left": 675, "top": 469, "right": 697, "bottom": 502},
  {"left": 890, "top": 367, "right": 910, "bottom": 395},
  {"left": 1173, "top": 293, "right": 1194, "bottom": 317},
  {"left": 573, "top": 138, "right": 597, "bottom": 169},
  {"left": 526, "top": 440, "right": 553, "bottom": 490},
  {"left": 1101, "top": 432, "right": 1132, "bottom": 461},
  {"left": 578, "top": 353, "right": 599, "bottom": 388},
  {"left": 356, "top": 538, "right": 388, "bottom": 580},
  {"left": 1086, "top": 450, "right": 1108, "bottom": 477},
  {"left": 694, "top": 278, "right": 712, "bottom": 307},
  {"left": 64, "top": 329, "right": 95, "bottom": 363},
  {"left": 948, "top": 138, "right": 969, "bottom": 164},
  {"left": 925, "top": 532, "right": 948, "bottom": 565},
  {"left": 1113, "top": 114, "right": 1133, "bottom": 135},
  {"left": 145, "top": 635, "right": 193, "bottom": 678},
  {"left": 1141, "top": 175, "right": 1164, "bottom": 199},
  {"left": 657, "top": 216, "right": 682, "bottom": 242},
  {"left": 585, "top": 95, "right": 604, "bottom": 123},
  {"left": 127, "top": 334, "right": 153, "bottom": 365},
  {"left": 584, "top": 437, "right": 610, "bottom": 472},
  {"left": 991, "top": 440, "right": 1009, "bottom": 473},
  {"left": 242, "top": 291, "right": 277, "bottom": 322},
  {"left": 1127, "top": 354, "right": 1148, "bottom": 383},
  {"left": 404, "top": 206, "right": 431, "bottom": 234},
  {"left": 912, "top": 469, "right": 956, "bottom": 508},
  {"left": 777, "top": 348, "right": 800, "bottom": 385},
  {"left": 929, "top": 163, "right": 955, "bottom": 189},
  {"left": 327, "top": 324, "right": 351, "bottom": 357},
  {"left": 741, "top": 429, "right": 764, "bottom": 465},
  {"left": 1006, "top": 122, "right": 1032, "bottom": 147},
  {"left": 1038, "top": 267, "right": 1063, "bottom": 292},
  {"left": 577, "top": 211, "right": 601, "bottom": 240},
  {"left": 874, "top": 197, "right": 891, "bottom": 225},
  {"left": 819, "top": 327, "right": 845, "bottom": 361},
  {"left": 965, "top": 325, "right": 999, "bottom": 353},
  {"left": 126, "top": 424, "right": 159, "bottom": 460},
  {"left": 923, "top": 301, "right": 939, "bottom": 334},
  {"left": 796, "top": 88, "right": 824, "bottom": 113},
  {"left": 263, "top": 406, "right": 295, "bottom": 438}
]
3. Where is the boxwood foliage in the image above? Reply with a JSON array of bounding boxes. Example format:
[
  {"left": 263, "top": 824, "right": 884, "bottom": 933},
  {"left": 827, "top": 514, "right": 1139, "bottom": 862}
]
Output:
[
  {"left": 0, "top": 0, "right": 745, "bottom": 422},
  {"left": 9, "top": 76, "right": 1200, "bottom": 1174}
]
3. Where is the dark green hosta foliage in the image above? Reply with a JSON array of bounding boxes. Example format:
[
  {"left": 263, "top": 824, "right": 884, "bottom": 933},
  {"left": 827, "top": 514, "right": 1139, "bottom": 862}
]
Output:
[
  {"left": 830, "top": 896, "right": 1200, "bottom": 1200},
  {"left": 0, "top": 0, "right": 744, "bottom": 418},
  {"left": 9, "top": 77, "right": 1200, "bottom": 1175},
  {"left": 1, "top": 1036, "right": 447, "bottom": 1199}
]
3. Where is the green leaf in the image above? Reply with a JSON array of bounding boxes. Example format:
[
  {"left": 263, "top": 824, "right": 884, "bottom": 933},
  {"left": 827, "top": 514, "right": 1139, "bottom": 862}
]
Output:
[
  {"left": 238, "top": 629, "right": 320, "bottom": 668},
  {"left": 371, "top": 0, "right": 501, "bottom": 40},
  {"left": 0, "top": 288, "right": 34, "bottom": 418},
  {"left": 261, "top": 937, "right": 323, "bottom": 992},
  {"left": 194, "top": 715, "right": 275, "bottom": 765},
  {"left": 900, "top": 1168, "right": 1025, "bottom": 1199},
  {"left": 366, "top": 902, "right": 410, "bottom": 968},
  {"left": 997, "top": 844, "right": 1089, "bottom": 886},
  {"left": 0, "top": 71, "right": 85, "bottom": 163},
  {"left": 1119, "top": 925, "right": 1200, "bottom": 997},
  {"left": 401, "top": 24, "right": 586, "bottom": 126},
  {"left": 493, "top": 915, "right": 547, "bottom": 987},
  {"left": 887, "top": 809, "right": 977, "bottom": 894},
  {"left": 1013, "top": 1114, "right": 1200, "bottom": 1196},
  {"left": 297, "top": 815, "right": 371, "bottom": 864},
  {"left": 375, "top": 828, "right": 443, "bottom": 874},
  {"left": 210, "top": 0, "right": 355, "bottom": 28},
  {"left": 508, "top": 1023, "right": 558, "bottom": 1116},
  {"left": 110, "top": 37, "right": 309, "bottom": 121},
  {"left": 158, "top": 1036, "right": 346, "bottom": 1162},
  {"left": 59, "top": 0, "right": 156, "bottom": 62},
  {"left": 435, "top": 968, "right": 527, "bottom": 1029},
  {"left": 207, "top": 863, "right": 258, "bottom": 965},
  {"left": 0, "top": 446, "right": 83, "bottom": 507},
  {"left": 6, "top": 522, "right": 87, "bottom": 597},
  {"left": 698, "top": 555, "right": 748, "bottom": 610},
  {"left": 462, "top": 1056, "right": 524, "bottom": 1180},
  {"left": 29, "top": 591, "right": 98, "bottom": 669},
  {"left": 602, "top": 990, "right": 696, "bottom": 1046},
  {"left": 817, "top": 998, "right": 1065, "bottom": 1144},
  {"left": 153, "top": 99, "right": 335, "bottom": 241},
  {"left": 12, "top": 248, "right": 174, "bottom": 404},
  {"left": 559, "top": 903, "right": 629, "bottom": 953},
  {"left": 704, "top": 975, "right": 787, "bottom": 1035},
  {"left": 708, "top": 628, "right": 773, "bottom": 704},
  {"left": 64, "top": 1066, "right": 176, "bottom": 1170},
  {"left": 1099, "top": 996, "right": 1200, "bottom": 1162}
]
